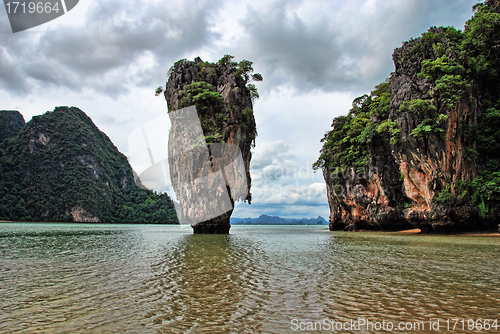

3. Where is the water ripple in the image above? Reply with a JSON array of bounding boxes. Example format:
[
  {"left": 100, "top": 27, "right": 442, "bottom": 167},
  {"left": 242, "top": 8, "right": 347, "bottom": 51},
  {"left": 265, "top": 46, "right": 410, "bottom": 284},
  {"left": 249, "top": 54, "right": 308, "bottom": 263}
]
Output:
[{"left": 0, "top": 224, "right": 499, "bottom": 333}]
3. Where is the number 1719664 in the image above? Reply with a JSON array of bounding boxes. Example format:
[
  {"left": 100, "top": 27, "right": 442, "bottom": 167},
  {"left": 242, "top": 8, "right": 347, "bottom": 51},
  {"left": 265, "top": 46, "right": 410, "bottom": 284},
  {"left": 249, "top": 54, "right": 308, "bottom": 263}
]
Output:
[
  {"left": 445, "top": 319, "right": 498, "bottom": 331},
  {"left": 5, "top": 2, "right": 60, "bottom": 14}
]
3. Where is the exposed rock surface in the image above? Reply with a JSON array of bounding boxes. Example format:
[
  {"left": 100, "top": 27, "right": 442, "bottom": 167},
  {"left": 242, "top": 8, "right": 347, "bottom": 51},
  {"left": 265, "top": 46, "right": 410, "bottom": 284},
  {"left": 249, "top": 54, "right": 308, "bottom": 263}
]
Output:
[
  {"left": 320, "top": 20, "right": 499, "bottom": 232},
  {"left": 164, "top": 57, "right": 257, "bottom": 233},
  {"left": 0, "top": 110, "right": 25, "bottom": 142}
]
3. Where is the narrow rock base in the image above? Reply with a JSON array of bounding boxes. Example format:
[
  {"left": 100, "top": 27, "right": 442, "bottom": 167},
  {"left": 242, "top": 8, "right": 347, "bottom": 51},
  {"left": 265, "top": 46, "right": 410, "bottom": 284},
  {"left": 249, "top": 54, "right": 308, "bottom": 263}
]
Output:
[
  {"left": 192, "top": 223, "right": 231, "bottom": 234},
  {"left": 191, "top": 212, "right": 232, "bottom": 234}
]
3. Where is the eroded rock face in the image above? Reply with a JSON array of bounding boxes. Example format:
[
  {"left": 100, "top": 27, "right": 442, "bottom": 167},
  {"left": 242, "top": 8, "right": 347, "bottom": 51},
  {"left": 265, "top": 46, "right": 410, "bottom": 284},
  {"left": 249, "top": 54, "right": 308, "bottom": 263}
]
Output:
[
  {"left": 165, "top": 57, "right": 256, "bottom": 234},
  {"left": 66, "top": 205, "right": 100, "bottom": 223},
  {"left": 324, "top": 28, "right": 489, "bottom": 232}
]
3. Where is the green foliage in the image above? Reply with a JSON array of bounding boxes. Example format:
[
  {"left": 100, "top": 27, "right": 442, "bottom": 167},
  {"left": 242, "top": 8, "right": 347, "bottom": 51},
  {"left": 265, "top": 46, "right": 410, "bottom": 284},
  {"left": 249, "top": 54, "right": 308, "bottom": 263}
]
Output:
[
  {"left": 315, "top": 2, "right": 500, "bottom": 222},
  {"left": 419, "top": 55, "right": 466, "bottom": 81},
  {"left": 252, "top": 73, "right": 263, "bottom": 81},
  {"left": 369, "top": 82, "right": 391, "bottom": 118},
  {"left": 204, "top": 133, "right": 223, "bottom": 145},
  {"left": 358, "top": 122, "right": 378, "bottom": 144},
  {"left": 377, "top": 119, "right": 400, "bottom": 144},
  {"left": 167, "top": 55, "right": 262, "bottom": 109},
  {"left": 434, "top": 74, "right": 471, "bottom": 108},
  {"left": 314, "top": 79, "right": 394, "bottom": 171},
  {"left": 462, "top": 5, "right": 500, "bottom": 77},
  {"left": 410, "top": 119, "right": 432, "bottom": 138},
  {"left": 460, "top": 5, "right": 500, "bottom": 218},
  {"left": 0, "top": 107, "right": 178, "bottom": 223},
  {"left": 0, "top": 111, "right": 25, "bottom": 142},
  {"left": 398, "top": 26, "right": 463, "bottom": 64},
  {"left": 218, "top": 54, "right": 236, "bottom": 67},
  {"left": 199, "top": 56, "right": 262, "bottom": 103},
  {"left": 470, "top": 167, "right": 500, "bottom": 217},
  {"left": 155, "top": 86, "right": 164, "bottom": 96},
  {"left": 433, "top": 184, "right": 455, "bottom": 205},
  {"left": 418, "top": 54, "right": 471, "bottom": 109},
  {"left": 468, "top": 107, "right": 500, "bottom": 215},
  {"left": 235, "top": 59, "right": 254, "bottom": 82},
  {"left": 169, "top": 56, "right": 259, "bottom": 154},
  {"left": 177, "top": 82, "right": 227, "bottom": 145},
  {"left": 476, "top": 108, "right": 500, "bottom": 158},
  {"left": 178, "top": 81, "right": 224, "bottom": 114},
  {"left": 247, "top": 83, "right": 259, "bottom": 101},
  {"left": 399, "top": 99, "right": 437, "bottom": 114},
  {"left": 398, "top": 98, "right": 447, "bottom": 138},
  {"left": 463, "top": 147, "right": 479, "bottom": 162}
]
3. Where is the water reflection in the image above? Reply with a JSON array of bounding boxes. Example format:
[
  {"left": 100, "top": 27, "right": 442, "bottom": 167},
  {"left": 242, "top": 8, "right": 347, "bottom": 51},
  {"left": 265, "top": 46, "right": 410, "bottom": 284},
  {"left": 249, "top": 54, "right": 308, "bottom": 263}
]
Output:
[
  {"left": 1, "top": 225, "right": 499, "bottom": 333},
  {"left": 140, "top": 233, "right": 271, "bottom": 332},
  {"left": 0, "top": 224, "right": 153, "bottom": 333},
  {"left": 321, "top": 233, "right": 500, "bottom": 333}
]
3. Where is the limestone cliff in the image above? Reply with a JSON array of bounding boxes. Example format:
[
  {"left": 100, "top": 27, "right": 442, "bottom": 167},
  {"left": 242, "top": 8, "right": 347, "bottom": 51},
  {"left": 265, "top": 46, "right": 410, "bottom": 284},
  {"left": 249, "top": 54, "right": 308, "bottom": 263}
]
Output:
[
  {"left": 0, "top": 107, "right": 178, "bottom": 223},
  {"left": 315, "top": 3, "right": 500, "bottom": 232},
  {"left": 164, "top": 56, "right": 259, "bottom": 233}
]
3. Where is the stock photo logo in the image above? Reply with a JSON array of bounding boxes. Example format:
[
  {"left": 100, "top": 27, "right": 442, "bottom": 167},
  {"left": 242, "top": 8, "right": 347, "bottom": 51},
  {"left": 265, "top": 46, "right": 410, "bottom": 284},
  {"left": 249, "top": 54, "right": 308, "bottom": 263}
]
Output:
[
  {"left": 3, "top": 0, "right": 78, "bottom": 32},
  {"left": 128, "top": 106, "right": 248, "bottom": 227}
]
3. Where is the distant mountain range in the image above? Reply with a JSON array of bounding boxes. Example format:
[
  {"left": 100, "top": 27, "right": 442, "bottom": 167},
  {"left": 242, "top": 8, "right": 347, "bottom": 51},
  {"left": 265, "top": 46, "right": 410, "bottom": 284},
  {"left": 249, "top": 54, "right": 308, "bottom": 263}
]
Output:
[{"left": 231, "top": 214, "right": 328, "bottom": 225}]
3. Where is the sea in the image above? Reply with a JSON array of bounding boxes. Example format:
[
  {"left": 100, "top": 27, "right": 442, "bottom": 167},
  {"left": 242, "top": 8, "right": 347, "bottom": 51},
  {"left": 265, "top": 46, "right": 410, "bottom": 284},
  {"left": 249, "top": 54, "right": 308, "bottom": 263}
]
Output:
[{"left": 0, "top": 223, "right": 499, "bottom": 333}]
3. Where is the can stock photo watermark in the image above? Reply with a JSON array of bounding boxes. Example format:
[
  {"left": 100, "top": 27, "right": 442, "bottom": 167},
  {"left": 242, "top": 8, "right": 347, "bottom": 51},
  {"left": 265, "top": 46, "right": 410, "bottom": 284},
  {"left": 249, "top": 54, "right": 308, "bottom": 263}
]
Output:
[
  {"left": 127, "top": 106, "right": 249, "bottom": 227},
  {"left": 3, "top": 0, "right": 79, "bottom": 32}
]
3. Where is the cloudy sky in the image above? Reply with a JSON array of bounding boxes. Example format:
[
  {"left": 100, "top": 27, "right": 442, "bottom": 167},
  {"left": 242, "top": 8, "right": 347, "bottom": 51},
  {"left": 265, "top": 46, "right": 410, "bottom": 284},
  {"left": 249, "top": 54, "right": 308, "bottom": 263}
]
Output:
[{"left": 0, "top": 0, "right": 477, "bottom": 219}]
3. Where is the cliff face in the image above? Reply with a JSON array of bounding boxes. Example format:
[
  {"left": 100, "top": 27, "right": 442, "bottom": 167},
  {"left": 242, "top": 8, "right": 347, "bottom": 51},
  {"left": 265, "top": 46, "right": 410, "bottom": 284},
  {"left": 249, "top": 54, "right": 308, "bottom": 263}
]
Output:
[
  {"left": 0, "top": 107, "right": 178, "bottom": 223},
  {"left": 164, "top": 56, "right": 258, "bottom": 233},
  {"left": 389, "top": 34, "right": 481, "bottom": 231},
  {"left": 0, "top": 110, "right": 25, "bottom": 142},
  {"left": 316, "top": 4, "right": 500, "bottom": 232}
]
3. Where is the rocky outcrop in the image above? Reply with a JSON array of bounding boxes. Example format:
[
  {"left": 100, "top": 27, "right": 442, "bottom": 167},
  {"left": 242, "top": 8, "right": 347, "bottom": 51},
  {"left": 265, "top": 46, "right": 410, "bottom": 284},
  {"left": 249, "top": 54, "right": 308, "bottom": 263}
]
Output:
[
  {"left": 164, "top": 57, "right": 257, "bottom": 233},
  {"left": 388, "top": 30, "right": 481, "bottom": 232},
  {"left": 0, "top": 107, "right": 178, "bottom": 223},
  {"left": 320, "top": 19, "right": 499, "bottom": 232},
  {"left": 0, "top": 110, "right": 25, "bottom": 142},
  {"left": 66, "top": 205, "right": 100, "bottom": 223}
]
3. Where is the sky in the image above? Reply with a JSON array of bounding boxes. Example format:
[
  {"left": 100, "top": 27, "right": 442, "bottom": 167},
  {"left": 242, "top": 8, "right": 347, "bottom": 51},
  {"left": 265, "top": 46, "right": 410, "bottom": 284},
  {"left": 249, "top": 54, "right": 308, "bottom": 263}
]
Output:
[{"left": 0, "top": 0, "right": 478, "bottom": 219}]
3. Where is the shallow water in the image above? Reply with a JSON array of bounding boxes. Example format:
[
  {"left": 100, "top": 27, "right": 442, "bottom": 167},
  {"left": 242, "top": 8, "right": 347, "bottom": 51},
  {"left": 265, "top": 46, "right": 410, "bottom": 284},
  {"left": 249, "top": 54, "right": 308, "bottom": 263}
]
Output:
[{"left": 0, "top": 223, "right": 499, "bottom": 333}]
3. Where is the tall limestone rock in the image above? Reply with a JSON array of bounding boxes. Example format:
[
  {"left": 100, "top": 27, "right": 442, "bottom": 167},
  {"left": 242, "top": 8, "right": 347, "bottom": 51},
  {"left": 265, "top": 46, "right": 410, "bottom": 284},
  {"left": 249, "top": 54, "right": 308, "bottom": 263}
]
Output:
[
  {"left": 164, "top": 56, "right": 260, "bottom": 233},
  {"left": 315, "top": 3, "right": 500, "bottom": 232}
]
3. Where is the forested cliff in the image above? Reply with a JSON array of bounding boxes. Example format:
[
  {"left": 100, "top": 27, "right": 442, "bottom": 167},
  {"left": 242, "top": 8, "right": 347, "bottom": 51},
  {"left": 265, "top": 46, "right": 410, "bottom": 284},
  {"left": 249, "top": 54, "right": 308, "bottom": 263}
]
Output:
[
  {"left": 0, "top": 107, "right": 178, "bottom": 223},
  {"left": 315, "top": 1, "right": 500, "bottom": 232}
]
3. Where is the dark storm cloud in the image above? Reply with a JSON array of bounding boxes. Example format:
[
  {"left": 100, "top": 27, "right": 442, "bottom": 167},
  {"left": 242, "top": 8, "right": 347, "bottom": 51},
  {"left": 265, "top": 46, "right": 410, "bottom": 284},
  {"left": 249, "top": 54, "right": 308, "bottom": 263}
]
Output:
[
  {"left": 0, "top": 0, "right": 222, "bottom": 96},
  {"left": 240, "top": 0, "right": 477, "bottom": 94},
  {"left": 0, "top": 0, "right": 477, "bottom": 96},
  {"left": 241, "top": 2, "right": 347, "bottom": 93},
  {"left": 0, "top": 47, "right": 27, "bottom": 92}
]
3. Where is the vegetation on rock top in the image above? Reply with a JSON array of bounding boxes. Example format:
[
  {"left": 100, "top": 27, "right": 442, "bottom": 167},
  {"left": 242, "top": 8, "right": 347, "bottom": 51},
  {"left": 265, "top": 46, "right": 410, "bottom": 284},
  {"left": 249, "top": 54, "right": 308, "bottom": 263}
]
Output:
[{"left": 164, "top": 55, "right": 260, "bottom": 149}]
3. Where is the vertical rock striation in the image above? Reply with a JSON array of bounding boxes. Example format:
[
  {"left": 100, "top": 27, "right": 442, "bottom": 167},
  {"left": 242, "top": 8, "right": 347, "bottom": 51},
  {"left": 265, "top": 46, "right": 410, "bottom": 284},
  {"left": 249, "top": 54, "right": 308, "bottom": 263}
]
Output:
[
  {"left": 316, "top": 3, "right": 500, "bottom": 232},
  {"left": 164, "top": 56, "right": 258, "bottom": 233}
]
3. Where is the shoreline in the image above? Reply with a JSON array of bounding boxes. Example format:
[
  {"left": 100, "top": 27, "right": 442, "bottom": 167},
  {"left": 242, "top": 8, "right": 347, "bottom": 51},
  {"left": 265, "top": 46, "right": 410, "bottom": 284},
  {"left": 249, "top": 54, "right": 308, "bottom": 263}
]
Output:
[
  {"left": 1, "top": 221, "right": 499, "bottom": 236},
  {"left": 355, "top": 228, "right": 500, "bottom": 237}
]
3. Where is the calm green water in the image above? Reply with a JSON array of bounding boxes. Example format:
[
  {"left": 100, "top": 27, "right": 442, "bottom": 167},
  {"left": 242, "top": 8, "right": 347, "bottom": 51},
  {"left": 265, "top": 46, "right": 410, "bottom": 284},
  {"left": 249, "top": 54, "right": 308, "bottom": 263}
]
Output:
[{"left": 0, "top": 223, "right": 499, "bottom": 333}]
